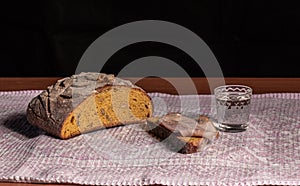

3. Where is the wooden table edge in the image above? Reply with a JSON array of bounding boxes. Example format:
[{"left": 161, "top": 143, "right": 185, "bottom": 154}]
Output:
[{"left": 0, "top": 77, "right": 299, "bottom": 94}]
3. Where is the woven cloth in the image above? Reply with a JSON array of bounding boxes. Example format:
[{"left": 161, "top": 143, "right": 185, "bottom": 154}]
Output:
[{"left": 0, "top": 90, "right": 299, "bottom": 186}]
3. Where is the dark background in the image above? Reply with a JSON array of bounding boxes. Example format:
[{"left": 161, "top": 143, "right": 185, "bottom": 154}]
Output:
[{"left": 1, "top": 0, "right": 300, "bottom": 77}]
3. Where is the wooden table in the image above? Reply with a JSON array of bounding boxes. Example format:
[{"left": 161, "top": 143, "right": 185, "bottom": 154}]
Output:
[
  {"left": 0, "top": 77, "right": 299, "bottom": 186},
  {"left": 0, "top": 77, "right": 300, "bottom": 94}
]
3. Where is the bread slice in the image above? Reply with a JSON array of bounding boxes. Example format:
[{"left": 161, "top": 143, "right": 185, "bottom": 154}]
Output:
[
  {"left": 147, "top": 113, "right": 218, "bottom": 154},
  {"left": 26, "top": 72, "right": 153, "bottom": 139}
]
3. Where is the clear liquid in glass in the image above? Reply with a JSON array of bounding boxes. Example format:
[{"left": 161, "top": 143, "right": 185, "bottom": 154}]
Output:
[{"left": 214, "top": 86, "right": 252, "bottom": 132}]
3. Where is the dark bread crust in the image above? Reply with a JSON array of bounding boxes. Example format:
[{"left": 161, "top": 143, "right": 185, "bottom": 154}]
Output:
[{"left": 27, "top": 83, "right": 74, "bottom": 138}]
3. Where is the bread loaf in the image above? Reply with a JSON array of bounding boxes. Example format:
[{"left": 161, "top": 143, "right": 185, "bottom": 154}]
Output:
[
  {"left": 26, "top": 72, "right": 153, "bottom": 139},
  {"left": 147, "top": 113, "right": 218, "bottom": 154}
]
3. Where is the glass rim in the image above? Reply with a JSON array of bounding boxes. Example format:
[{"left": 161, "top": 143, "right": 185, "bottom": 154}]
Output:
[{"left": 214, "top": 85, "right": 253, "bottom": 95}]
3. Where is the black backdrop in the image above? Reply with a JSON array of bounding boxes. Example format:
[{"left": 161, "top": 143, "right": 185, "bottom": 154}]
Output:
[{"left": 2, "top": 0, "right": 300, "bottom": 77}]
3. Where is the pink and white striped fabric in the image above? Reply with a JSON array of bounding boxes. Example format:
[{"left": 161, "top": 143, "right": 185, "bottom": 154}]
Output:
[{"left": 0, "top": 90, "right": 299, "bottom": 186}]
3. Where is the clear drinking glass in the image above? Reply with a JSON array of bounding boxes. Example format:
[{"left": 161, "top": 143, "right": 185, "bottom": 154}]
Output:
[{"left": 214, "top": 85, "right": 252, "bottom": 132}]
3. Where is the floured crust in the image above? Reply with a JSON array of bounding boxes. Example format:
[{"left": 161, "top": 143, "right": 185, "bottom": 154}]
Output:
[{"left": 26, "top": 72, "right": 152, "bottom": 139}]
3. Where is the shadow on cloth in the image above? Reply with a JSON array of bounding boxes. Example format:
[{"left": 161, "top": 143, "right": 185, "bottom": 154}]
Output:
[{"left": 1, "top": 113, "right": 44, "bottom": 139}]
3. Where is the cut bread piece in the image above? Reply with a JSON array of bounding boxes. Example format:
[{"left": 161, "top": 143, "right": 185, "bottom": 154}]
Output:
[
  {"left": 27, "top": 72, "right": 153, "bottom": 139},
  {"left": 147, "top": 113, "right": 218, "bottom": 154}
]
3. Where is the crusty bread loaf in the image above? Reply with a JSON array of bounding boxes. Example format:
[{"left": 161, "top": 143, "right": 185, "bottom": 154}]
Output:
[
  {"left": 147, "top": 113, "right": 218, "bottom": 154},
  {"left": 26, "top": 72, "right": 153, "bottom": 139}
]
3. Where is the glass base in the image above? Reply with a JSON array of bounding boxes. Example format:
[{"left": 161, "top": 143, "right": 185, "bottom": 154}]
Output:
[{"left": 213, "top": 122, "right": 248, "bottom": 133}]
